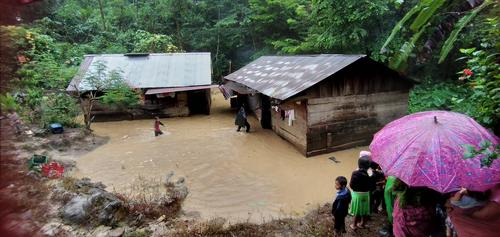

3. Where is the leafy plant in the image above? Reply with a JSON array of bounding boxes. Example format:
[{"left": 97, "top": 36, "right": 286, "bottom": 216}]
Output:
[
  {"left": 408, "top": 79, "right": 471, "bottom": 113},
  {"left": 75, "top": 61, "right": 139, "bottom": 130},
  {"left": 100, "top": 83, "right": 140, "bottom": 110},
  {"left": 455, "top": 18, "right": 500, "bottom": 128},
  {"left": 382, "top": 0, "right": 492, "bottom": 72},
  {"left": 39, "top": 93, "right": 80, "bottom": 128},
  {"left": 438, "top": 1, "right": 492, "bottom": 63},
  {"left": 131, "top": 30, "right": 181, "bottom": 53},
  {"left": 463, "top": 140, "right": 499, "bottom": 168},
  {"left": 0, "top": 93, "right": 20, "bottom": 112}
]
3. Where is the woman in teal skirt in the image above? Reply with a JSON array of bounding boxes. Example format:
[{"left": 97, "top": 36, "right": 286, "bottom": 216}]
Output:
[{"left": 349, "top": 157, "right": 372, "bottom": 230}]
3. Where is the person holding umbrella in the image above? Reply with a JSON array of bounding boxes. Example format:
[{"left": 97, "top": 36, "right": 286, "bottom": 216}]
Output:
[{"left": 369, "top": 111, "right": 500, "bottom": 237}]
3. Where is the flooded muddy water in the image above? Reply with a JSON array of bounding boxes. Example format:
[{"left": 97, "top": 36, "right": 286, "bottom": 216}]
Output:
[{"left": 73, "top": 90, "right": 366, "bottom": 222}]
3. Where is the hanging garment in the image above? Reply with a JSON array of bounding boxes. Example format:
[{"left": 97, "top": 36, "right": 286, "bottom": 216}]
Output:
[
  {"left": 281, "top": 110, "right": 285, "bottom": 120},
  {"left": 288, "top": 110, "right": 295, "bottom": 126}
]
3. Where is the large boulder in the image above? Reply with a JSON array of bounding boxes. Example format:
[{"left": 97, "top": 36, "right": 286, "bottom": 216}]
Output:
[
  {"left": 62, "top": 195, "right": 91, "bottom": 224},
  {"left": 61, "top": 179, "right": 124, "bottom": 226}
]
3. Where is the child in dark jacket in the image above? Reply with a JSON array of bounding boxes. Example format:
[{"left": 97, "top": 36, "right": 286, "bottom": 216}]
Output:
[{"left": 332, "top": 176, "right": 352, "bottom": 235}]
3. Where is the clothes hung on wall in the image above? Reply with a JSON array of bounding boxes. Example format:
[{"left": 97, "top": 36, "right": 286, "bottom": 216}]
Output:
[{"left": 285, "top": 110, "right": 295, "bottom": 126}]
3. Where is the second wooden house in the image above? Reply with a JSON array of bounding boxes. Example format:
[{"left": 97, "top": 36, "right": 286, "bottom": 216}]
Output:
[{"left": 224, "top": 54, "right": 413, "bottom": 157}]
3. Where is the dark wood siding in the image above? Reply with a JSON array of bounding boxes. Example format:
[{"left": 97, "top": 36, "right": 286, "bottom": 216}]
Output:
[
  {"left": 304, "top": 58, "right": 412, "bottom": 156},
  {"left": 306, "top": 91, "right": 409, "bottom": 156},
  {"left": 306, "top": 58, "right": 411, "bottom": 98}
]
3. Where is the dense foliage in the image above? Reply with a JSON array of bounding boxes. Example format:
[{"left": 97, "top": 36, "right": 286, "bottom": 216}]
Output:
[
  {"left": 408, "top": 17, "right": 499, "bottom": 131},
  {"left": 0, "top": 0, "right": 498, "bottom": 132}
]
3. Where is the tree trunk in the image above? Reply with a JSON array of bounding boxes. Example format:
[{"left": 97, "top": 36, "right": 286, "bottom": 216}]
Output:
[{"left": 97, "top": 0, "right": 107, "bottom": 31}]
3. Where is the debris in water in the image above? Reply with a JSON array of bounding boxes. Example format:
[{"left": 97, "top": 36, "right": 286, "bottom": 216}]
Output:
[{"left": 329, "top": 156, "right": 340, "bottom": 163}]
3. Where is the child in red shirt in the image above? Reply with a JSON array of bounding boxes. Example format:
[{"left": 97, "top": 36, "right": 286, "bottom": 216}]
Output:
[{"left": 154, "top": 116, "right": 164, "bottom": 136}]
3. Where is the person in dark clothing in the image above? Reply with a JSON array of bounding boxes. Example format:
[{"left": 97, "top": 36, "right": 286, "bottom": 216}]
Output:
[
  {"left": 349, "top": 156, "right": 372, "bottom": 230},
  {"left": 332, "top": 176, "right": 352, "bottom": 235},
  {"left": 154, "top": 116, "right": 164, "bottom": 136},
  {"left": 235, "top": 105, "right": 250, "bottom": 133},
  {"left": 370, "top": 162, "right": 386, "bottom": 213}
]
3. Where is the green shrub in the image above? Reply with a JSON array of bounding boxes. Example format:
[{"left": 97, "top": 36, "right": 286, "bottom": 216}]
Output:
[
  {"left": 40, "top": 93, "right": 80, "bottom": 128},
  {"left": 0, "top": 93, "right": 20, "bottom": 112},
  {"left": 408, "top": 80, "right": 471, "bottom": 113}
]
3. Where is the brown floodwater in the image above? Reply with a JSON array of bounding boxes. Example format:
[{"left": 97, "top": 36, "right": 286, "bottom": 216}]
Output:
[{"left": 72, "top": 90, "right": 366, "bottom": 222}]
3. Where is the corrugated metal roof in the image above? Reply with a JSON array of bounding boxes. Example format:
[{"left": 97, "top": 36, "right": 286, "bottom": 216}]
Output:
[
  {"left": 145, "top": 85, "right": 218, "bottom": 95},
  {"left": 224, "top": 54, "right": 366, "bottom": 100},
  {"left": 223, "top": 81, "right": 257, "bottom": 94},
  {"left": 67, "top": 53, "right": 212, "bottom": 91}
]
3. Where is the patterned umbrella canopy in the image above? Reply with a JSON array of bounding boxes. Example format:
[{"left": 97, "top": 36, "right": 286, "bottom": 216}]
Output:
[{"left": 370, "top": 111, "right": 499, "bottom": 193}]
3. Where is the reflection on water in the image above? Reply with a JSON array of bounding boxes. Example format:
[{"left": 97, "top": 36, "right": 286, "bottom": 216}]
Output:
[{"left": 73, "top": 90, "right": 366, "bottom": 223}]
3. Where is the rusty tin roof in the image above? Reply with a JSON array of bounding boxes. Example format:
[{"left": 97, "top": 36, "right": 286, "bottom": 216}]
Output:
[{"left": 224, "top": 54, "right": 366, "bottom": 100}]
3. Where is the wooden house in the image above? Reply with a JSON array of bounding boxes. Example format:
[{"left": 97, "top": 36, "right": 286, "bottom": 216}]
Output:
[
  {"left": 224, "top": 54, "right": 413, "bottom": 157},
  {"left": 67, "top": 53, "right": 215, "bottom": 120}
]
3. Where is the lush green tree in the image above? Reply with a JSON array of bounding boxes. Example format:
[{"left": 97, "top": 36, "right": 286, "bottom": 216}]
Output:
[
  {"left": 75, "top": 61, "right": 140, "bottom": 130},
  {"left": 273, "top": 0, "right": 399, "bottom": 58},
  {"left": 40, "top": 93, "right": 80, "bottom": 128}
]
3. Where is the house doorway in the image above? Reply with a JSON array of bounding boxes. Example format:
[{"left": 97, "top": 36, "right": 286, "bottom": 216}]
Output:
[
  {"left": 188, "top": 90, "right": 210, "bottom": 115},
  {"left": 261, "top": 95, "right": 272, "bottom": 129}
]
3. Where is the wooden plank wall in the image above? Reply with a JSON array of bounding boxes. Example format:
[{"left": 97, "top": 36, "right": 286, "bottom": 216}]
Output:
[
  {"left": 306, "top": 58, "right": 412, "bottom": 98},
  {"left": 306, "top": 91, "right": 408, "bottom": 156},
  {"left": 271, "top": 100, "right": 308, "bottom": 155},
  {"left": 304, "top": 58, "right": 412, "bottom": 156}
]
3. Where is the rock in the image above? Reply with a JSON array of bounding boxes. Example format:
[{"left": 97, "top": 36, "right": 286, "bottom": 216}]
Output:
[
  {"left": 164, "top": 171, "right": 175, "bottom": 184},
  {"left": 171, "top": 178, "right": 188, "bottom": 200},
  {"left": 175, "top": 177, "right": 185, "bottom": 185},
  {"left": 62, "top": 195, "right": 90, "bottom": 224},
  {"left": 92, "top": 225, "right": 112, "bottom": 237},
  {"left": 40, "top": 222, "right": 63, "bottom": 236},
  {"left": 149, "top": 222, "right": 170, "bottom": 237},
  {"left": 87, "top": 188, "right": 124, "bottom": 225},
  {"left": 60, "top": 187, "right": 125, "bottom": 226},
  {"left": 125, "top": 228, "right": 148, "bottom": 237},
  {"left": 108, "top": 227, "right": 125, "bottom": 237},
  {"left": 75, "top": 177, "right": 107, "bottom": 190},
  {"left": 156, "top": 215, "right": 166, "bottom": 222},
  {"left": 33, "top": 128, "right": 48, "bottom": 137}
]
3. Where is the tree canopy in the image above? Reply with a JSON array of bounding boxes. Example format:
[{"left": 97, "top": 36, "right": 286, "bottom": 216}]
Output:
[{"left": 0, "top": 0, "right": 498, "bottom": 132}]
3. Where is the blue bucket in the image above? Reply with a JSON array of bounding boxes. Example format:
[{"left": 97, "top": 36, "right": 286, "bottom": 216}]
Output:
[{"left": 49, "top": 123, "right": 64, "bottom": 134}]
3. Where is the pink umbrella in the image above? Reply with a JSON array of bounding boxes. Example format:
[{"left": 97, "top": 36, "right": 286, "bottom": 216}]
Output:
[{"left": 370, "top": 111, "right": 499, "bottom": 193}]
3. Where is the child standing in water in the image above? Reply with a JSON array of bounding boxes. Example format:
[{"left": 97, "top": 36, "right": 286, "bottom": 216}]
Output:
[
  {"left": 154, "top": 116, "right": 165, "bottom": 136},
  {"left": 349, "top": 156, "right": 372, "bottom": 230},
  {"left": 332, "top": 176, "right": 352, "bottom": 236}
]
